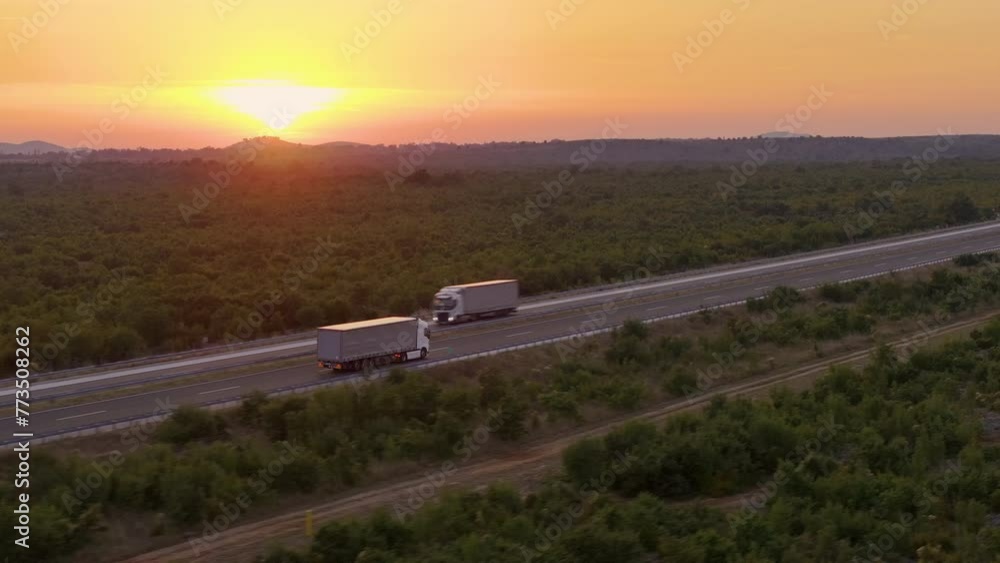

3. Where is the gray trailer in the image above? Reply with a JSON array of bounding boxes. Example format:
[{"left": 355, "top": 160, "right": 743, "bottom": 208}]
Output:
[
  {"left": 317, "top": 316, "right": 431, "bottom": 371},
  {"left": 433, "top": 279, "right": 519, "bottom": 324}
]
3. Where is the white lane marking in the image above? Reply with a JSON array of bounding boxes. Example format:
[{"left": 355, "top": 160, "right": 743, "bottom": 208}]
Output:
[
  {"left": 10, "top": 223, "right": 1000, "bottom": 399},
  {"left": 56, "top": 410, "right": 107, "bottom": 422},
  {"left": 647, "top": 304, "right": 672, "bottom": 311},
  {"left": 506, "top": 331, "right": 533, "bottom": 338},
  {"left": 755, "top": 286, "right": 770, "bottom": 292},
  {"left": 800, "top": 277, "right": 814, "bottom": 282},
  {"left": 874, "top": 262, "right": 887, "bottom": 268},
  {"left": 198, "top": 385, "right": 241, "bottom": 395},
  {"left": 520, "top": 222, "right": 1000, "bottom": 312},
  {"left": 840, "top": 269, "right": 853, "bottom": 274},
  {"left": 936, "top": 250, "right": 948, "bottom": 255},
  {"left": 703, "top": 295, "right": 722, "bottom": 302}
]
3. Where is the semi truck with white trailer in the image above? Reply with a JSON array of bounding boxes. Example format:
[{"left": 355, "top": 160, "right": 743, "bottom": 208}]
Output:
[
  {"left": 317, "top": 316, "right": 430, "bottom": 371},
  {"left": 433, "top": 279, "right": 519, "bottom": 324}
]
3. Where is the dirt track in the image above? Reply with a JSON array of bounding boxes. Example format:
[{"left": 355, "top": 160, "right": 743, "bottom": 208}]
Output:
[{"left": 122, "top": 314, "right": 994, "bottom": 563}]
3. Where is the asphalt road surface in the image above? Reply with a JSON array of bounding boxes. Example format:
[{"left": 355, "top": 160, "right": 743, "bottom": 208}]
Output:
[{"left": 5, "top": 221, "right": 1000, "bottom": 442}]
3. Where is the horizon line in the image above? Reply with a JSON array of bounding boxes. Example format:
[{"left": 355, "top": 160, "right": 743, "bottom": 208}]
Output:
[{"left": 6, "top": 131, "right": 1000, "bottom": 152}]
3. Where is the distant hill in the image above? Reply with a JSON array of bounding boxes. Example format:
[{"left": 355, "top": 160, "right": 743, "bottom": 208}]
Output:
[
  {"left": 223, "top": 136, "right": 303, "bottom": 152},
  {"left": 0, "top": 140, "right": 68, "bottom": 155},
  {"left": 314, "top": 141, "right": 371, "bottom": 148},
  {"left": 759, "top": 131, "right": 811, "bottom": 138},
  {"left": 3, "top": 135, "right": 1000, "bottom": 168}
]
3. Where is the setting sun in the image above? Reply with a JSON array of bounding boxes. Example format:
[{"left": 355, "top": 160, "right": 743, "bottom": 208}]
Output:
[
  {"left": 3, "top": 0, "right": 999, "bottom": 146},
  {"left": 213, "top": 82, "right": 343, "bottom": 130},
  {"left": 5, "top": 2, "right": 1000, "bottom": 563}
]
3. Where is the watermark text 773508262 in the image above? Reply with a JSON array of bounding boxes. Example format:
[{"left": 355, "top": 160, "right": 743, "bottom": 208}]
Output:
[{"left": 13, "top": 326, "right": 33, "bottom": 550}]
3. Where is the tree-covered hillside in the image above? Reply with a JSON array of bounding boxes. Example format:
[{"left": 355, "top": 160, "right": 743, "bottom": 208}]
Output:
[{"left": 1, "top": 158, "right": 998, "bottom": 369}]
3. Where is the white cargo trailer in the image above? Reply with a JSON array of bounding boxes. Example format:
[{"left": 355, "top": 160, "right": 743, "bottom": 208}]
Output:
[
  {"left": 433, "top": 279, "right": 519, "bottom": 324},
  {"left": 317, "top": 316, "right": 430, "bottom": 371}
]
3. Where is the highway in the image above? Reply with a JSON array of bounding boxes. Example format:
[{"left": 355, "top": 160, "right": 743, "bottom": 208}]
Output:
[{"left": 5, "top": 221, "right": 1000, "bottom": 443}]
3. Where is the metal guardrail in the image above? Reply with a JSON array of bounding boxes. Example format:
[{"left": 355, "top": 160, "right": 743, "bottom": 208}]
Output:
[
  {"left": 29, "top": 221, "right": 999, "bottom": 381},
  {"left": 10, "top": 254, "right": 852, "bottom": 403},
  {"left": 5, "top": 245, "right": 998, "bottom": 448}
]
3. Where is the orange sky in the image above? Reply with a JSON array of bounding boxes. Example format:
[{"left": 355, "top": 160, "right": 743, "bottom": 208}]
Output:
[{"left": 2, "top": 0, "right": 998, "bottom": 148}]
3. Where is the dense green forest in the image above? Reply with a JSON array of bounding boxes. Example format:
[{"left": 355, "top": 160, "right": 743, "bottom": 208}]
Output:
[
  {"left": 258, "top": 322, "right": 1000, "bottom": 563},
  {"left": 1, "top": 257, "right": 998, "bottom": 562},
  {"left": 1, "top": 158, "right": 998, "bottom": 370}
]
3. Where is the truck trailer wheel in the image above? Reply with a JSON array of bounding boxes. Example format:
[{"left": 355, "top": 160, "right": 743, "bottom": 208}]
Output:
[{"left": 420, "top": 347, "right": 428, "bottom": 359}]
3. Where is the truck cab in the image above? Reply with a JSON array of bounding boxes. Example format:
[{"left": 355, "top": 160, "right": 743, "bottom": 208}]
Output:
[
  {"left": 389, "top": 318, "right": 431, "bottom": 361},
  {"left": 433, "top": 287, "right": 463, "bottom": 323},
  {"left": 412, "top": 319, "right": 432, "bottom": 360}
]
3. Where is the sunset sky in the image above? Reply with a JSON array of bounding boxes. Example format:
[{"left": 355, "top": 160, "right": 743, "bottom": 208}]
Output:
[{"left": 2, "top": 0, "right": 998, "bottom": 148}]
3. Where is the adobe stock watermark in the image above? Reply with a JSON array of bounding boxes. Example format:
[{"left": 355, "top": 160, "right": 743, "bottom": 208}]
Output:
[
  {"left": 385, "top": 74, "right": 501, "bottom": 191},
  {"left": 511, "top": 117, "right": 628, "bottom": 233},
  {"left": 852, "top": 460, "right": 966, "bottom": 562},
  {"left": 344, "top": 321, "right": 432, "bottom": 391},
  {"left": 896, "top": 256, "right": 1000, "bottom": 360},
  {"left": 34, "top": 270, "right": 133, "bottom": 371},
  {"left": 188, "top": 442, "right": 306, "bottom": 557},
  {"left": 222, "top": 234, "right": 341, "bottom": 347},
  {"left": 179, "top": 110, "right": 295, "bottom": 221},
  {"left": 553, "top": 245, "right": 669, "bottom": 361},
  {"left": 393, "top": 407, "right": 507, "bottom": 521},
  {"left": 341, "top": 0, "right": 403, "bottom": 62},
  {"left": 842, "top": 127, "right": 956, "bottom": 241},
  {"left": 60, "top": 397, "right": 177, "bottom": 514},
  {"left": 213, "top": 0, "right": 247, "bottom": 20},
  {"left": 878, "top": 0, "right": 932, "bottom": 41},
  {"left": 717, "top": 85, "right": 833, "bottom": 201},
  {"left": 545, "top": 0, "right": 588, "bottom": 30},
  {"left": 673, "top": 0, "right": 751, "bottom": 73},
  {"left": 53, "top": 66, "right": 169, "bottom": 182},
  {"left": 727, "top": 415, "right": 844, "bottom": 530},
  {"left": 518, "top": 449, "right": 635, "bottom": 561},
  {"left": 680, "top": 288, "right": 799, "bottom": 403},
  {"left": 7, "top": 0, "right": 71, "bottom": 54}
]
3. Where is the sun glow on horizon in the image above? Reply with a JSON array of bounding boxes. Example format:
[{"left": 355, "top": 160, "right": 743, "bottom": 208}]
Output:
[
  {"left": 3, "top": 0, "right": 1000, "bottom": 146},
  {"left": 213, "top": 82, "right": 343, "bottom": 130}
]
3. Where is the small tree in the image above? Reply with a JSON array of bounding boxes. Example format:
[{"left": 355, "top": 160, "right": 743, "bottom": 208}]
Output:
[
  {"left": 155, "top": 405, "right": 227, "bottom": 444},
  {"left": 494, "top": 397, "right": 528, "bottom": 441}
]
